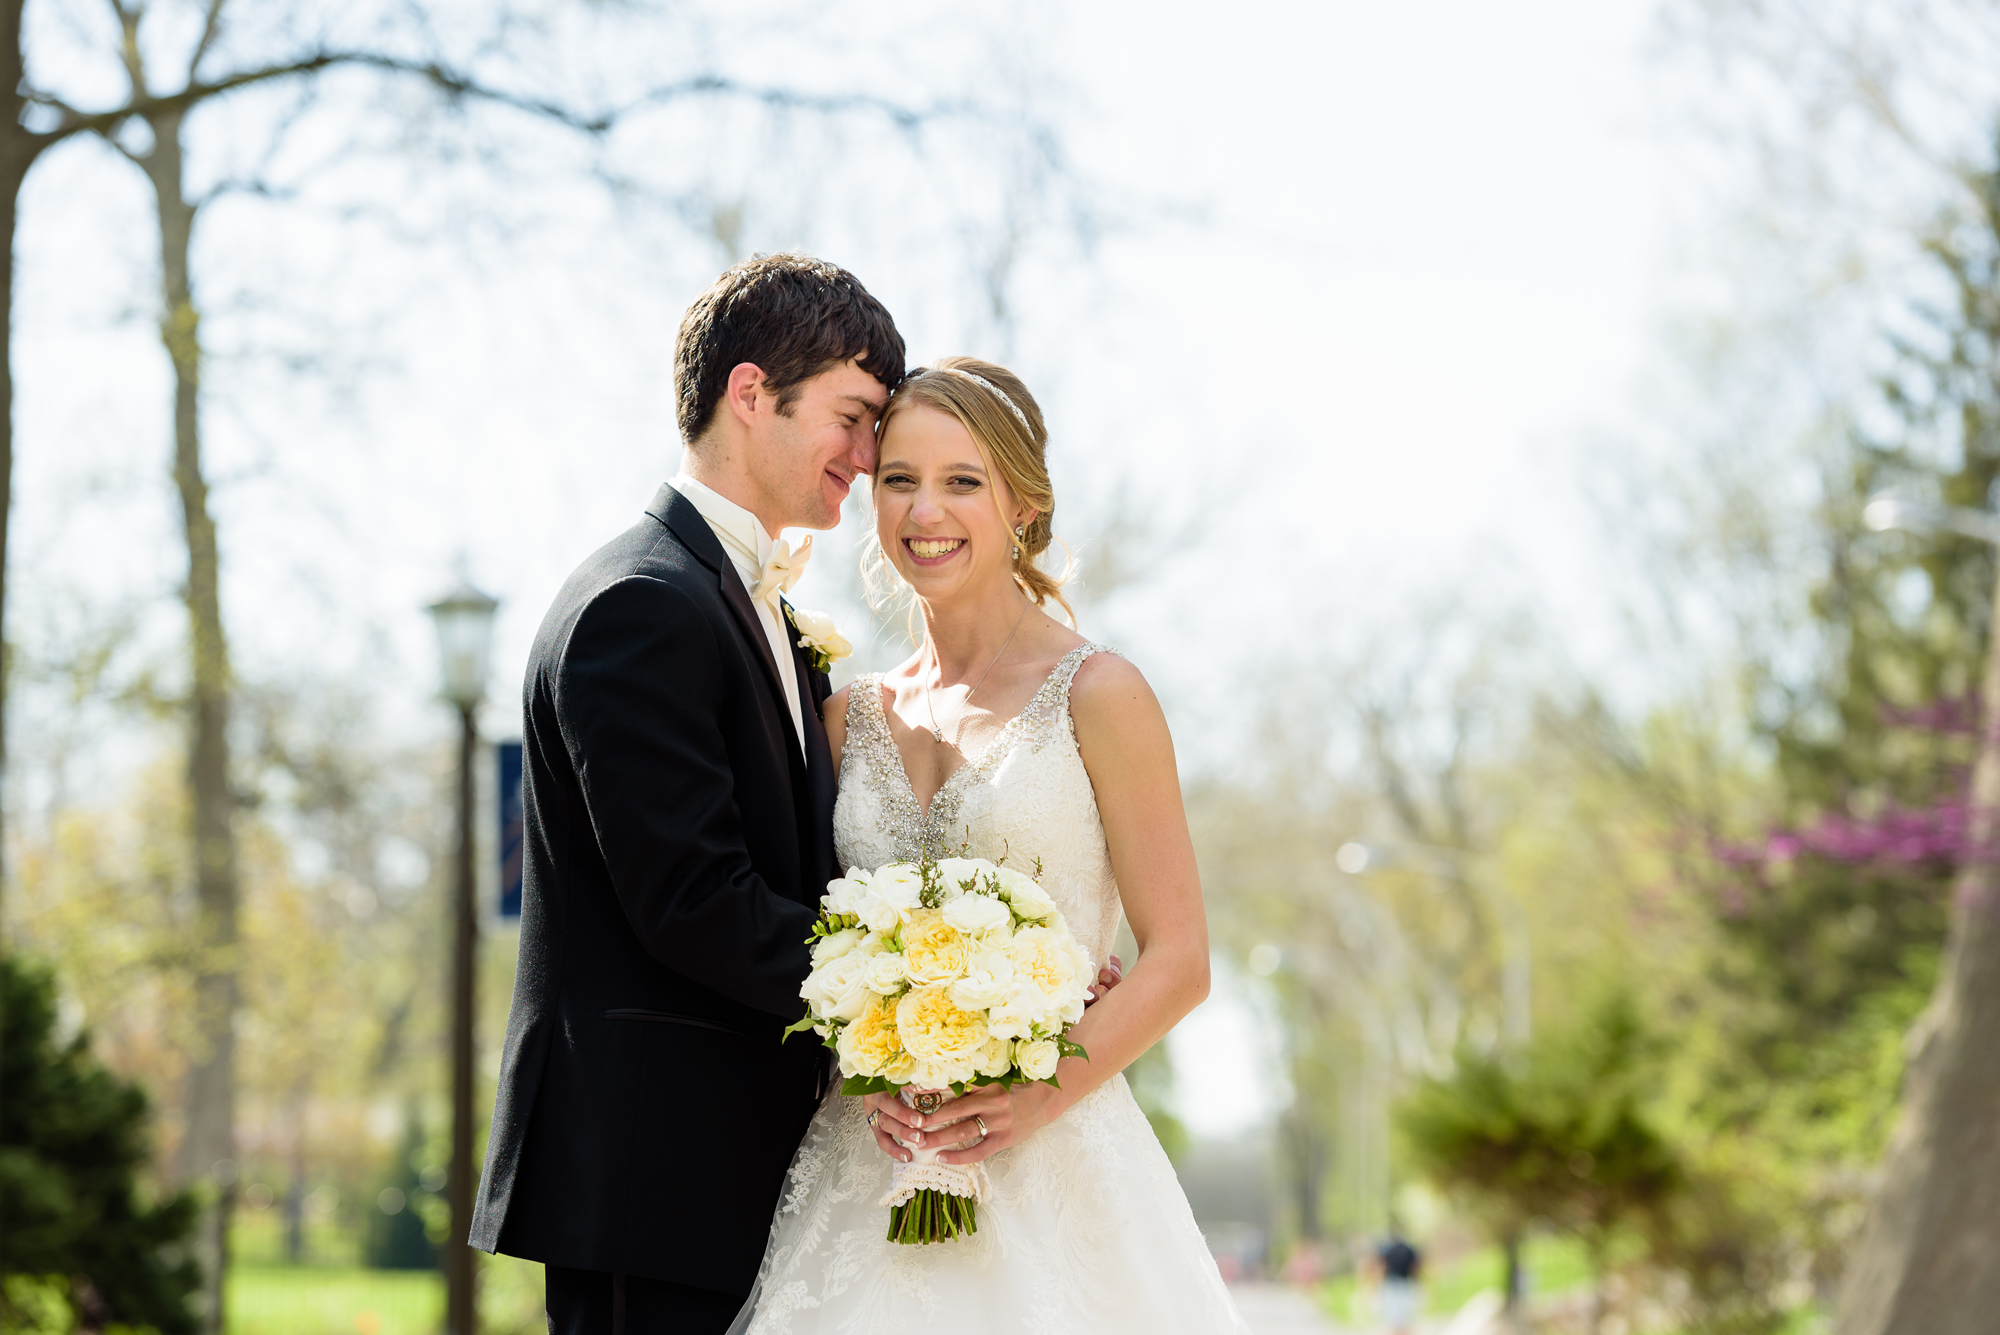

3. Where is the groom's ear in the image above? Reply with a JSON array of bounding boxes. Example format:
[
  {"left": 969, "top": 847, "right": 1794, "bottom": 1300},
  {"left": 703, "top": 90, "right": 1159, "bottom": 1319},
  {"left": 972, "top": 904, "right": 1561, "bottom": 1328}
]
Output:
[{"left": 722, "top": 362, "right": 772, "bottom": 429}]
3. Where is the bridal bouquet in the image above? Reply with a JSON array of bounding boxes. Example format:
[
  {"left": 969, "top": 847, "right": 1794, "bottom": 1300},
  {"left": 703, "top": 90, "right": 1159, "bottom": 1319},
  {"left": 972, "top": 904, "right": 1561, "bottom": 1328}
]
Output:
[{"left": 783, "top": 855, "right": 1093, "bottom": 1244}]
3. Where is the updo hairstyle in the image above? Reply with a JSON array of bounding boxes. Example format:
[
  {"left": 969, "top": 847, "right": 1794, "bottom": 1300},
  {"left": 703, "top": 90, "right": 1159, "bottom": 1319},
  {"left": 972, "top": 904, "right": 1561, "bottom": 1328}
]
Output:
[{"left": 874, "top": 356, "right": 1075, "bottom": 626}]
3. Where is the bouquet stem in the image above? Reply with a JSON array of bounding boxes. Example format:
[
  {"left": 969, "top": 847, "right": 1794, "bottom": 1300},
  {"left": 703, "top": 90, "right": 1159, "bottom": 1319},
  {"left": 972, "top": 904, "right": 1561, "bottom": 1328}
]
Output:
[{"left": 886, "top": 1186, "right": 979, "bottom": 1244}]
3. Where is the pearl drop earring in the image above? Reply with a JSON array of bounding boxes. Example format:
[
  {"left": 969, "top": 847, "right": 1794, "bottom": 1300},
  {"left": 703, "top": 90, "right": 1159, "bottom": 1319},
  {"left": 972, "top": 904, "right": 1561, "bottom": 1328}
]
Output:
[{"left": 1012, "top": 526, "right": 1024, "bottom": 560}]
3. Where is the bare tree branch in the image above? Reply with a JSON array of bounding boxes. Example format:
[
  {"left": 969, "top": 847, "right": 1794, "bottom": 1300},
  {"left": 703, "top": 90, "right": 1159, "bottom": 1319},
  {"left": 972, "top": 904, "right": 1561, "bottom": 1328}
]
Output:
[
  {"left": 36, "top": 54, "right": 960, "bottom": 160},
  {"left": 187, "top": 0, "right": 227, "bottom": 83},
  {"left": 104, "top": 0, "right": 147, "bottom": 101}
]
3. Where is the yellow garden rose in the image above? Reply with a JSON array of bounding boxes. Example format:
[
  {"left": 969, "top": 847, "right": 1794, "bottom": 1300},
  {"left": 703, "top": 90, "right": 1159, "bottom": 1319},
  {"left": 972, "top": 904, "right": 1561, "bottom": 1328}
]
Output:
[
  {"left": 895, "top": 985, "right": 990, "bottom": 1086},
  {"left": 899, "top": 909, "right": 972, "bottom": 986},
  {"left": 836, "top": 993, "right": 912, "bottom": 1080},
  {"left": 1009, "top": 927, "right": 1080, "bottom": 1002}
]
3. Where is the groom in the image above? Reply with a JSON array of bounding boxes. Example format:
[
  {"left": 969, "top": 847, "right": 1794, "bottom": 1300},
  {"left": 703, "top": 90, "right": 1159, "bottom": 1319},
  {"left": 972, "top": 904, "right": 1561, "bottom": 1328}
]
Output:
[{"left": 469, "top": 253, "right": 907, "bottom": 1333}]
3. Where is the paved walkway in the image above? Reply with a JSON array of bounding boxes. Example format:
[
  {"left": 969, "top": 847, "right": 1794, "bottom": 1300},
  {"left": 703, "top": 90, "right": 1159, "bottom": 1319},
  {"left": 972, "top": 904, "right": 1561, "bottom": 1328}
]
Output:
[
  {"left": 1229, "top": 1283, "right": 1352, "bottom": 1334},
  {"left": 1231, "top": 1282, "right": 1502, "bottom": 1335}
]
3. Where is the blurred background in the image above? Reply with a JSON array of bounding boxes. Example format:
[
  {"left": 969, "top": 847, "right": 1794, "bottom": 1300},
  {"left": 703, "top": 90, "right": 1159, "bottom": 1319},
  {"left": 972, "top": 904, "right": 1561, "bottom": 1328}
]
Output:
[{"left": 10, "top": 0, "right": 2000, "bottom": 1332}]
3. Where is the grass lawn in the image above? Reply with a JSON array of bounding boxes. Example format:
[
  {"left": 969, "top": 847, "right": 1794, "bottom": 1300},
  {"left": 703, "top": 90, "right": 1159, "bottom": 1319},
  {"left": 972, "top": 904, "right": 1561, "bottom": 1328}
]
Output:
[
  {"left": 226, "top": 1265, "right": 441, "bottom": 1335},
  {"left": 1319, "top": 1235, "right": 1593, "bottom": 1325},
  {"left": 1319, "top": 1239, "right": 1831, "bottom": 1334}
]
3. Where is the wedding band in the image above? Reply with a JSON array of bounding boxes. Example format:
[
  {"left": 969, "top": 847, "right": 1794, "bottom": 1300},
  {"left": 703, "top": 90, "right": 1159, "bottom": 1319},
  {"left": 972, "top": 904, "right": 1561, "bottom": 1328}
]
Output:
[
  {"left": 867, "top": 1111, "right": 879, "bottom": 1129},
  {"left": 975, "top": 1115, "right": 988, "bottom": 1139}
]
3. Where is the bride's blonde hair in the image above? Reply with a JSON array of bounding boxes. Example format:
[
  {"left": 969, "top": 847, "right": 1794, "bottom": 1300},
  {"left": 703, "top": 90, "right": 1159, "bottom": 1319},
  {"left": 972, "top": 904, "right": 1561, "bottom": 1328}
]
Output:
[{"left": 865, "top": 355, "right": 1077, "bottom": 627}]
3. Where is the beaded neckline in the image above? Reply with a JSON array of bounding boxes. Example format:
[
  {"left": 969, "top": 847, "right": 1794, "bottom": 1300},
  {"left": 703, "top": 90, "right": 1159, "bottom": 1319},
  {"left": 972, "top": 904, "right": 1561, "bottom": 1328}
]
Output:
[{"left": 847, "top": 642, "right": 1112, "bottom": 861}]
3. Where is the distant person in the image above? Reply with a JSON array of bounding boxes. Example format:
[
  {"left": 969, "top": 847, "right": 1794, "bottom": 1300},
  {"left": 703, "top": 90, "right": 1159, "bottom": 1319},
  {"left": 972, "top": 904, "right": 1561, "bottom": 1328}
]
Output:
[{"left": 1375, "top": 1231, "right": 1424, "bottom": 1335}]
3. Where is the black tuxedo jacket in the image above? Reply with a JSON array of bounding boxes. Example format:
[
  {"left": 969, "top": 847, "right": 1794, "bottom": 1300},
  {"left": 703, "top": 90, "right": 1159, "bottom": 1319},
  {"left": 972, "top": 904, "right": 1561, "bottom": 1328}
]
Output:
[{"left": 469, "top": 483, "right": 837, "bottom": 1295}]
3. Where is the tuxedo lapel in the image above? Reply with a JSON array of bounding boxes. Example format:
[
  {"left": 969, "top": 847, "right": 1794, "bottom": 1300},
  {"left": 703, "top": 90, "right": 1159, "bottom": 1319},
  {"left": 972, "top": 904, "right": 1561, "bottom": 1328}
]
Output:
[{"left": 786, "top": 603, "right": 838, "bottom": 894}]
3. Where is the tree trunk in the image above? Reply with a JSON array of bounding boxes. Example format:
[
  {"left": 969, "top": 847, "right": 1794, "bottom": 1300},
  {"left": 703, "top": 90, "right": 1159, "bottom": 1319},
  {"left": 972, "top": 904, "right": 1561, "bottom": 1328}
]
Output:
[
  {"left": 1833, "top": 565, "right": 2000, "bottom": 1335},
  {"left": 0, "top": 0, "right": 33, "bottom": 938},
  {"left": 142, "top": 104, "right": 239, "bottom": 1335}
]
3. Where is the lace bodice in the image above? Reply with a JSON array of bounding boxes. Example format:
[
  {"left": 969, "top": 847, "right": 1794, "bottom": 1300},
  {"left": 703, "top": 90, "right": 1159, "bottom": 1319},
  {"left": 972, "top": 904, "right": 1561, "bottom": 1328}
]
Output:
[{"left": 833, "top": 643, "right": 1123, "bottom": 969}]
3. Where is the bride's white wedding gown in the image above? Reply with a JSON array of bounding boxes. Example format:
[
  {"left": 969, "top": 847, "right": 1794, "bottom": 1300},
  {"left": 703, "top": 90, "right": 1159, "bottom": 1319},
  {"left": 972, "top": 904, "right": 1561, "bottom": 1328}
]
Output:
[{"left": 736, "top": 644, "right": 1251, "bottom": 1334}]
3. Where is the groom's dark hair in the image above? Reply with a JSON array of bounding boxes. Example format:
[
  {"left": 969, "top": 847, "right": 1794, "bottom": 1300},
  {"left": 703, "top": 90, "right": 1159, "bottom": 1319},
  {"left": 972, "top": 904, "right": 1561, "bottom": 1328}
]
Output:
[{"left": 675, "top": 252, "right": 906, "bottom": 445}]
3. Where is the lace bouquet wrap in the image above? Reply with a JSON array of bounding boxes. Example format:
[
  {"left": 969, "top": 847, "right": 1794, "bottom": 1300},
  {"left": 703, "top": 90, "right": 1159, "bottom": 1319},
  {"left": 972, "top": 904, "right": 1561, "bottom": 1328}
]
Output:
[{"left": 783, "top": 855, "right": 1094, "bottom": 1244}]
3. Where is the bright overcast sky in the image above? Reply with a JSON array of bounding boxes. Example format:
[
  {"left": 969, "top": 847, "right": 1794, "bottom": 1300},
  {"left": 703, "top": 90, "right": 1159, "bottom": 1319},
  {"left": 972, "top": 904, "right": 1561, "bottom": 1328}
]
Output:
[{"left": 20, "top": 0, "right": 1670, "bottom": 1135}]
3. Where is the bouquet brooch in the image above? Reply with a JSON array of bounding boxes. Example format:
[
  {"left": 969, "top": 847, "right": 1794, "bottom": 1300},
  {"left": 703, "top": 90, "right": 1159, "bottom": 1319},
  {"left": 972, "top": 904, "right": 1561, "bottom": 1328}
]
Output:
[{"left": 783, "top": 855, "right": 1093, "bottom": 1244}]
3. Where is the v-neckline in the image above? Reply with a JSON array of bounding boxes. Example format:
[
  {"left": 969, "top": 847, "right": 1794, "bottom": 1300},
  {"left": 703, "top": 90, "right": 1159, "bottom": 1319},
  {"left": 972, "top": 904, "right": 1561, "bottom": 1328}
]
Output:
[{"left": 876, "top": 645, "right": 1090, "bottom": 823}]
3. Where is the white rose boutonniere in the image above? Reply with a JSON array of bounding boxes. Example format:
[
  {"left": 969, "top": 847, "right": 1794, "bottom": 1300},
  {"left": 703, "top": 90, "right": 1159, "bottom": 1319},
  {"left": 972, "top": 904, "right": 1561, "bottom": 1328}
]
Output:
[{"left": 787, "top": 606, "right": 852, "bottom": 675}]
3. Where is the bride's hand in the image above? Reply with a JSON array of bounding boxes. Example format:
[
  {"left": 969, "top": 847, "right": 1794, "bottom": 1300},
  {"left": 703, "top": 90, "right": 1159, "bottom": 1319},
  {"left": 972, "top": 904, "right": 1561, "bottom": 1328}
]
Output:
[
  {"left": 861, "top": 1091, "right": 920, "bottom": 1163},
  {"left": 922, "top": 1081, "right": 1063, "bottom": 1166},
  {"left": 1087, "top": 954, "right": 1123, "bottom": 1004}
]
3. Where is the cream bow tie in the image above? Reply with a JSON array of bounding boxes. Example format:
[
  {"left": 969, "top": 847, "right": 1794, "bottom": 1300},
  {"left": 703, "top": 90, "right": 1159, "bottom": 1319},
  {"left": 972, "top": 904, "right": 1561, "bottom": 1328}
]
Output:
[{"left": 749, "top": 536, "right": 811, "bottom": 606}]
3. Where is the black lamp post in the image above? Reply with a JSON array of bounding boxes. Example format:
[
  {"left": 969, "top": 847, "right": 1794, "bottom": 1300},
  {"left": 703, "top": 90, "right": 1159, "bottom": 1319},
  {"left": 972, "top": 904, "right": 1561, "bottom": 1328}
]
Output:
[{"left": 427, "top": 579, "right": 499, "bottom": 1335}]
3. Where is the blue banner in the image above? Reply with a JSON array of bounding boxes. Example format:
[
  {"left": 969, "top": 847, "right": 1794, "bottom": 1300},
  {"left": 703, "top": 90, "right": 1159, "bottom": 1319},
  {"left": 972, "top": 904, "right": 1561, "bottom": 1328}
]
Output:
[{"left": 497, "top": 740, "right": 524, "bottom": 921}]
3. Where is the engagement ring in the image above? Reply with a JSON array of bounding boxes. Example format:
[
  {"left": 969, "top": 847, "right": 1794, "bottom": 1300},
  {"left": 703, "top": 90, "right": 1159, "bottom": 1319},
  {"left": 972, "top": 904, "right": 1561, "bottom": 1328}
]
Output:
[{"left": 867, "top": 1110, "right": 879, "bottom": 1129}]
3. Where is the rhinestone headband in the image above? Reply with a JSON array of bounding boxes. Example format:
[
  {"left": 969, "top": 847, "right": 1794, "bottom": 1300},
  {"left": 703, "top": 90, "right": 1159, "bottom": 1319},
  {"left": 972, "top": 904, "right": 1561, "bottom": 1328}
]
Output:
[{"left": 928, "top": 366, "right": 1034, "bottom": 435}]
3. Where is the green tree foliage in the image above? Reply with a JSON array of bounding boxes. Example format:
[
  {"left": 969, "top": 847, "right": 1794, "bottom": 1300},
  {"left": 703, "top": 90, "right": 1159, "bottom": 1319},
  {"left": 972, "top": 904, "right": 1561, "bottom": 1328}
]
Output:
[
  {"left": 1124, "top": 1042, "right": 1189, "bottom": 1165},
  {"left": 1686, "top": 137, "right": 2000, "bottom": 1281},
  {"left": 0, "top": 954, "right": 198, "bottom": 1334},
  {"left": 1400, "top": 992, "right": 1682, "bottom": 1332},
  {"left": 364, "top": 1109, "right": 437, "bottom": 1271}
]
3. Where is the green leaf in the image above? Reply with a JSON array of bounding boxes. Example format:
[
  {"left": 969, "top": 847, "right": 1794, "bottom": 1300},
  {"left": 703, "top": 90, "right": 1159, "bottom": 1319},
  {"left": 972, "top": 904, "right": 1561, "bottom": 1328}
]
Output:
[
  {"left": 841, "top": 1074, "right": 896, "bottom": 1097},
  {"left": 779, "top": 1014, "right": 819, "bottom": 1042}
]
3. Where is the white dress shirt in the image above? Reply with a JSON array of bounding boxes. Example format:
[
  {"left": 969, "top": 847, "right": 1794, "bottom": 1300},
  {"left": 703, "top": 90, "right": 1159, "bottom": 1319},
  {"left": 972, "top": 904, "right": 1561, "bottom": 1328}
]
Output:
[{"left": 670, "top": 474, "right": 807, "bottom": 759}]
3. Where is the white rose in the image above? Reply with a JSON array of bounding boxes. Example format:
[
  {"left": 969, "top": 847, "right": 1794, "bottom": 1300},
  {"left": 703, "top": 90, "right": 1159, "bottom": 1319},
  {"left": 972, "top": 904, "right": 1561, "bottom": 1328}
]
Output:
[
  {"left": 789, "top": 607, "right": 853, "bottom": 664},
  {"left": 975, "top": 1035, "right": 1015, "bottom": 1079},
  {"left": 870, "top": 864, "right": 925, "bottom": 913},
  {"left": 803, "top": 950, "right": 874, "bottom": 1022},
  {"left": 948, "top": 949, "right": 1017, "bottom": 1012},
  {"left": 995, "top": 869, "right": 1057, "bottom": 920},
  {"left": 864, "top": 951, "right": 908, "bottom": 996},
  {"left": 985, "top": 979, "right": 1049, "bottom": 1040},
  {"left": 854, "top": 891, "right": 902, "bottom": 935},
  {"left": 1017, "top": 1037, "right": 1060, "bottom": 1081},
  {"left": 821, "top": 874, "right": 870, "bottom": 917},
  {"left": 935, "top": 857, "right": 998, "bottom": 899},
  {"left": 810, "top": 927, "right": 866, "bottom": 966},
  {"left": 942, "top": 891, "right": 1011, "bottom": 936},
  {"left": 1059, "top": 938, "right": 1095, "bottom": 1023}
]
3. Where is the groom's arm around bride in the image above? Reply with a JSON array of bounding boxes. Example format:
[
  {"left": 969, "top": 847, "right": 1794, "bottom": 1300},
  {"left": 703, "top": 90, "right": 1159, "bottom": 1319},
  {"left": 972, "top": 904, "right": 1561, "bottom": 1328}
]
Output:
[{"left": 467, "top": 254, "right": 908, "bottom": 1331}]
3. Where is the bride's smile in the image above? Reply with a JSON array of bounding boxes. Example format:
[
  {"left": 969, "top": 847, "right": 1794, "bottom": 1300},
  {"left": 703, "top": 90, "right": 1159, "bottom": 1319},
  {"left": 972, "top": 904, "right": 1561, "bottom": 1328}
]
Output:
[{"left": 904, "top": 536, "right": 965, "bottom": 562}]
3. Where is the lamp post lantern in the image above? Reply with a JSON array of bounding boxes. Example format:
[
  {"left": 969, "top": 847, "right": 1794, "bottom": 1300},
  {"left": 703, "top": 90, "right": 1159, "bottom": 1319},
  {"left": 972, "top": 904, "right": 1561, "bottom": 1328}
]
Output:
[{"left": 427, "top": 579, "right": 498, "bottom": 1335}]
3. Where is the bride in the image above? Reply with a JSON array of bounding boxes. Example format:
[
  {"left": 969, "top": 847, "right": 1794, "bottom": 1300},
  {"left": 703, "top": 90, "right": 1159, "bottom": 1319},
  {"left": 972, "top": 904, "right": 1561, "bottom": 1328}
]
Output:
[{"left": 732, "top": 357, "right": 1250, "bottom": 1333}]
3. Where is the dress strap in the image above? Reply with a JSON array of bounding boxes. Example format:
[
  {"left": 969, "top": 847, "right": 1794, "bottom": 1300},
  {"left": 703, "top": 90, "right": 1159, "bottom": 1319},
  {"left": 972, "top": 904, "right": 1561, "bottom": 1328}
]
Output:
[
  {"left": 1051, "top": 642, "right": 1118, "bottom": 699},
  {"left": 1023, "top": 643, "right": 1119, "bottom": 750},
  {"left": 843, "top": 672, "right": 887, "bottom": 741}
]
